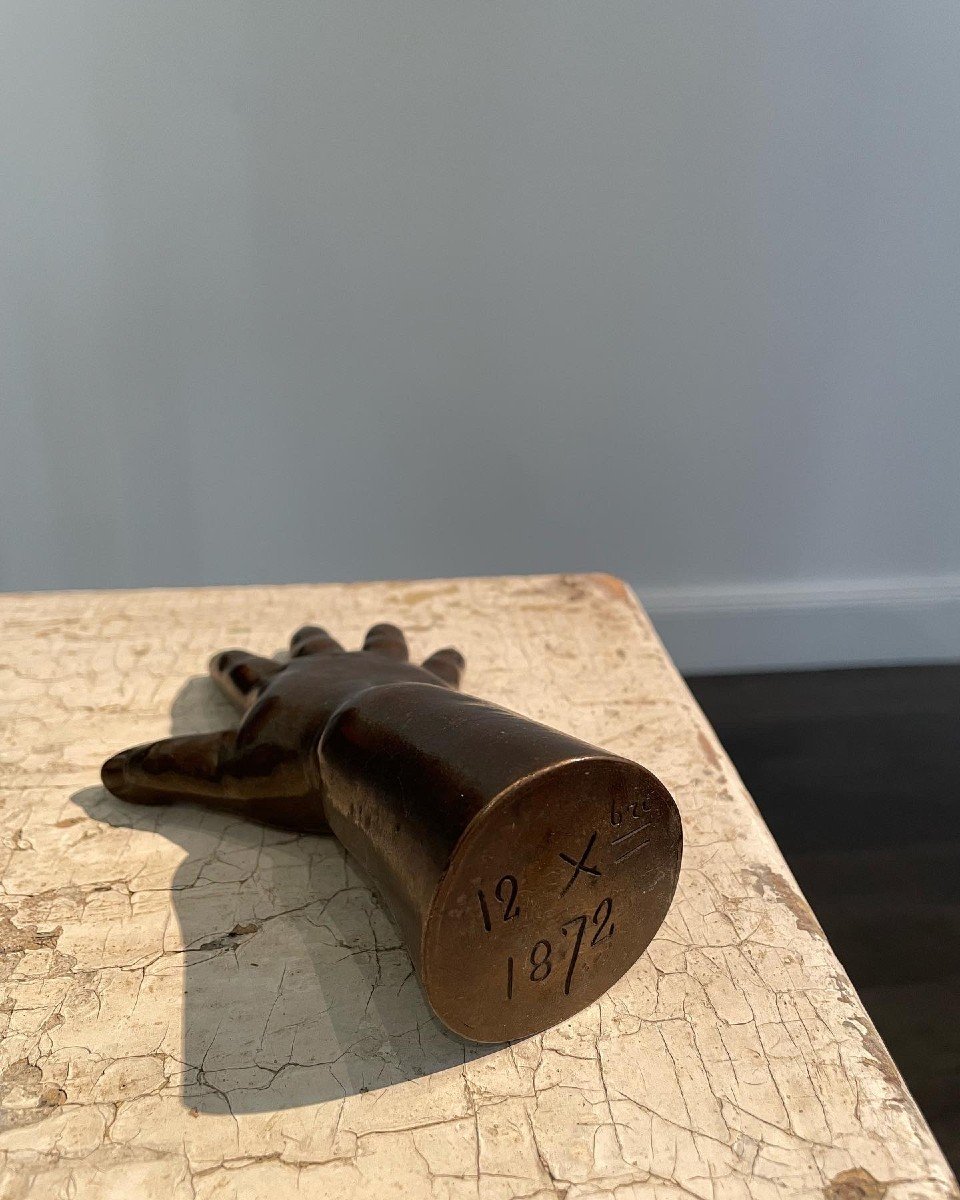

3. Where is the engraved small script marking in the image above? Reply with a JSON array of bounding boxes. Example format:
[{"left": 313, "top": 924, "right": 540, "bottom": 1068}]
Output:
[{"left": 610, "top": 794, "right": 652, "bottom": 827}]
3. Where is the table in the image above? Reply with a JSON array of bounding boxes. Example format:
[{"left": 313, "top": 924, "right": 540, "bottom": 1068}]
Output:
[{"left": 0, "top": 574, "right": 955, "bottom": 1199}]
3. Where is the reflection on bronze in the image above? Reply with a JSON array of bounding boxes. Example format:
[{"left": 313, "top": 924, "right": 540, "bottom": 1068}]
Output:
[{"left": 101, "top": 623, "right": 682, "bottom": 1042}]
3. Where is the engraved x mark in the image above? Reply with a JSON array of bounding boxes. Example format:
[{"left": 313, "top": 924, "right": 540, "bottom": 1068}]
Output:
[{"left": 559, "top": 831, "right": 600, "bottom": 895}]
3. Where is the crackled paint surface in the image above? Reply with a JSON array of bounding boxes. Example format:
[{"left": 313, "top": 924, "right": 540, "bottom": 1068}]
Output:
[{"left": 0, "top": 574, "right": 955, "bottom": 1199}]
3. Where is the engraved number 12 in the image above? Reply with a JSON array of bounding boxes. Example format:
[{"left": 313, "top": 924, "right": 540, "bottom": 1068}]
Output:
[{"left": 477, "top": 875, "right": 520, "bottom": 931}]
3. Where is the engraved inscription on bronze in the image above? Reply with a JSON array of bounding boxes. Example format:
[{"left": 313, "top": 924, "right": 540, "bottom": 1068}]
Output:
[{"left": 101, "top": 622, "right": 682, "bottom": 1043}]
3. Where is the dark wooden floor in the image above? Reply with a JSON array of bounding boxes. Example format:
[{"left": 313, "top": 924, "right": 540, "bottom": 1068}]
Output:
[{"left": 687, "top": 664, "right": 960, "bottom": 1173}]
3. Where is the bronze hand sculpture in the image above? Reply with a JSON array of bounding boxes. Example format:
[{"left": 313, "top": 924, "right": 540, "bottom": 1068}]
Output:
[{"left": 102, "top": 623, "right": 682, "bottom": 1043}]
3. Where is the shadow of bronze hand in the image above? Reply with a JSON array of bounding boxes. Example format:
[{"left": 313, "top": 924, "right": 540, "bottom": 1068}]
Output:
[
  {"left": 102, "top": 623, "right": 464, "bottom": 834},
  {"left": 73, "top": 770, "right": 487, "bottom": 1116}
]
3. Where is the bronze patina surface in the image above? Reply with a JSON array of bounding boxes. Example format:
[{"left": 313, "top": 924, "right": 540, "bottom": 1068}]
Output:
[{"left": 101, "top": 623, "right": 682, "bottom": 1042}]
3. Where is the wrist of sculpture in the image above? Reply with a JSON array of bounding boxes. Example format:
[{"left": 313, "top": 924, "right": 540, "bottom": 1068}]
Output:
[{"left": 320, "top": 681, "right": 682, "bottom": 1042}]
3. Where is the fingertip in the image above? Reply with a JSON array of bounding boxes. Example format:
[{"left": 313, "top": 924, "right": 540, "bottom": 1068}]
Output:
[
  {"left": 290, "top": 626, "right": 343, "bottom": 657},
  {"left": 365, "top": 622, "right": 403, "bottom": 638},
  {"left": 423, "top": 647, "right": 465, "bottom": 687},
  {"left": 100, "top": 746, "right": 171, "bottom": 806},
  {"left": 101, "top": 749, "right": 132, "bottom": 798},
  {"left": 209, "top": 648, "right": 244, "bottom": 675},
  {"left": 362, "top": 623, "right": 409, "bottom": 660},
  {"left": 434, "top": 647, "right": 465, "bottom": 668}
]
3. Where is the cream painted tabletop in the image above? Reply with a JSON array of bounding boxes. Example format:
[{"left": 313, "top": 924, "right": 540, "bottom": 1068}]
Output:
[{"left": 0, "top": 574, "right": 955, "bottom": 1200}]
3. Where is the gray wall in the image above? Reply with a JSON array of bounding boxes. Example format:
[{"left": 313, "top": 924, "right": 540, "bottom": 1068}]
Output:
[{"left": 2, "top": 2, "right": 958, "bottom": 671}]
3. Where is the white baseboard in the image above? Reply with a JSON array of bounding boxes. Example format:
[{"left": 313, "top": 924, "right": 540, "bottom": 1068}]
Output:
[{"left": 639, "top": 574, "right": 960, "bottom": 675}]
